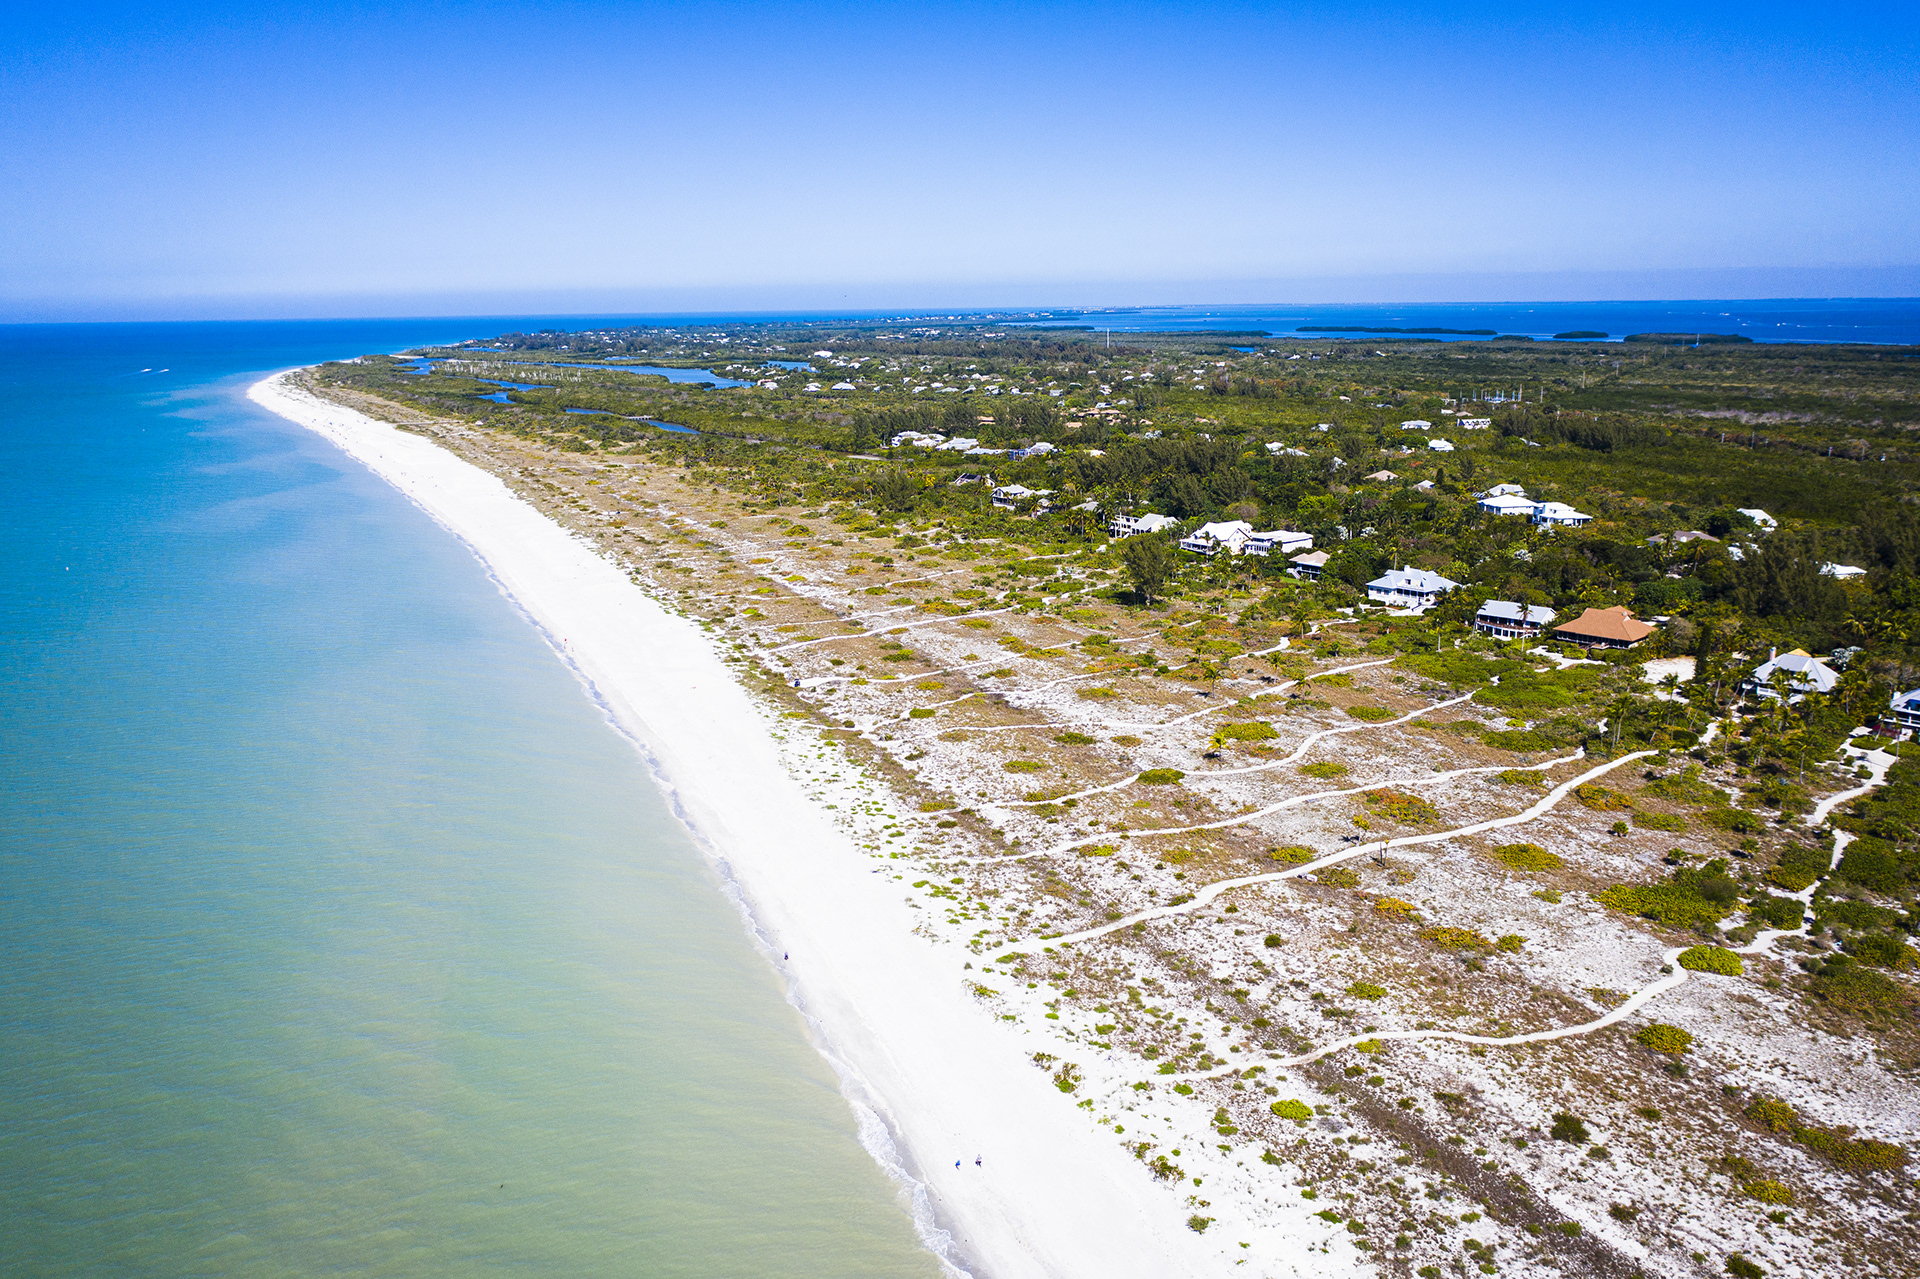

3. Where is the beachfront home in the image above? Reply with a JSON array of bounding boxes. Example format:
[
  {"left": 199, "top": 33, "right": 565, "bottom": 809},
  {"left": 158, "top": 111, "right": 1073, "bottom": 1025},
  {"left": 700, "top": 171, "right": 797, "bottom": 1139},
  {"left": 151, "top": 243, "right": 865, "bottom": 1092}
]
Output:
[
  {"left": 1459, "top": 417, "right": 1492, "bottom": 429},
  {"left": 1365, "top": 567, "right": 1459, "bottom": 611},
  {"left": 1428, "top": 439, "right": 1456, "bottom": 452},
  {"left": 1738, "top": 508, "right": 1779, "bottom": 531},
  {"left": 1820, "top": 562, "right": 1869, "bottom": 580},
  {"left": 1289, "top": 550, "right": 1329, "bottom": 581},
  {"left": 1108, "top": 512, "right": 1180, "bottom": 539},
  {"left": 1244, "top": 529, "right": 1313, "bottom": 557},
  {"left": 1474, "top": 600, "right": 1556, "bottom": 640},
  {"left": 991, "top": 483, "right": 1052, "bottom": 510},
  {"left": 1531, "top": 501, "right": 1593, "bottom": 528},
  {"left": 1400, "top": 419, "right": 1432, "bottom": 431},
  {"left": 1552, "top": 606, "right": 1654, "bottom": 649},
  {"left": 1886, "top": 688, "right": 1920, "bottom": 733},
  {"left": 1180, "top": 520, "right": 1255, "bottom": 556},
  {"left": 1478, "top": 491, "right": 1537, "bottom": 517},
  {"left": 1741, "top": 648, "right": 1839, "bottom": 703}
]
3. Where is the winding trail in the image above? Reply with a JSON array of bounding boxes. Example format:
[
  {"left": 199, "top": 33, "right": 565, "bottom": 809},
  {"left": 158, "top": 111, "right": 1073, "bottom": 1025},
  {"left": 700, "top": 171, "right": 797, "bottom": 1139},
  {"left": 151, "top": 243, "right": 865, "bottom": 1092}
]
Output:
[
  {"left": 1157, "top": 739, "right": 1895, "bottom": 1077},
  {"left": 1035, "top": 748, "right": 1658, "bottom": 945}
]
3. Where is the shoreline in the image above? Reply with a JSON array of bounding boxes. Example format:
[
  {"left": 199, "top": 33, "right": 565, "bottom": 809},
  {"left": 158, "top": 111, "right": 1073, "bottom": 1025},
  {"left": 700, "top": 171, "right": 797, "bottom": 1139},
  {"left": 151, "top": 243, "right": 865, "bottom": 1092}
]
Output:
[{"left": 248, "top": 370, "right": 1228, "bottom": 1279}]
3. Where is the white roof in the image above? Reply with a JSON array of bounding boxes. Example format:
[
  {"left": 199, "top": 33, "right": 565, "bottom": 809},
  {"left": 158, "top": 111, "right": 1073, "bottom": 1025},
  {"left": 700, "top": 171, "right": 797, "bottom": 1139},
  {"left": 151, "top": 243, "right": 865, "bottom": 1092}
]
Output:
[
  {"left": 1821, "top": 562, "right": 1868, "bottom": 579},
  {"left": 1367, "top": 567, "right": 1459, "bottom": 594},
  {"left": 1189, "top": 520, "right": 1254, "bottom": 542},
  {"left": 1481, "top": 483, "right": 1528, "bottom": 497},
  {"left": 1478, "top": 493, "right": 1537, "bottom": 513},
  {"left": 1428, "top": 438, "right": 1455, "bottom": 451},
  {"left": 1534, "top": 501, "right": 1590, "bottom": 520},
  {"left": 1399, "top": 419, "right": 1432, "bottom": 430},
  {"left": 1738, "top": 508, "right": 1778, "bottom": 528},
  {"left": 1749, "top": 649, "right": 1838, "bottom": 694},
  {"left": 1477, "top": 600, "right": 1556, "bottom": 625}
]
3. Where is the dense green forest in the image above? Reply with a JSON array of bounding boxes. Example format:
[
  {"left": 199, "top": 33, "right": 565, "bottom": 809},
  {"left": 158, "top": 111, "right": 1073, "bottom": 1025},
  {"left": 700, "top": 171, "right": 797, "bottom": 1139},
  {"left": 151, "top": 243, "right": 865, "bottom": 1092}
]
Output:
[{"left": 318, "top": 321, "right": 1920, "bottom": 670}]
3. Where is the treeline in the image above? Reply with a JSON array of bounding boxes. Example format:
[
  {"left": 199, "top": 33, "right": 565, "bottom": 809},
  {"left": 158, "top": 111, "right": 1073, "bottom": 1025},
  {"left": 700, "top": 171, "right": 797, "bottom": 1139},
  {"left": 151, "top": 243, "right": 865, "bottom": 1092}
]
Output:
[{"left": 1495, "top": 405, "right": 1667, "bottom": 452}]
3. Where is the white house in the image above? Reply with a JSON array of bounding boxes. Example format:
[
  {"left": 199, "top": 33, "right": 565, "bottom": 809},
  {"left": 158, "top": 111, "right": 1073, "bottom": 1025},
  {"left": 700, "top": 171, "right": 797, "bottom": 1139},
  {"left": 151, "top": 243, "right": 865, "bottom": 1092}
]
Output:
[
  {"left": 1531, "top": 501, "right": 1593, "bottom": 528},
  {"left": 1481, "top": 483, "right": 1529, "bottom": 497},
  {"left": 1478, "top": 492, "right": 1538, "bottom": 517},
  {"left": 1400, "top": 419, "right": 1432, "bottom": 430},
  {"left": 1742, "top": 648, "right": 1839, "bottom": 703},
  {"left": 1289, "top": 550, "right": 1330, "bottom": 581},
  {"left": 831, "top": 381, "right": 856, "bottom": 390},
  {"left": 1474, "top": 600, "right": 1556, "bottom": 639},
  {"left": 1366, "top": 567, "right": 1459, "bottom": 611},
  {"left": 891, "top": 430, "right": 942, "bottom": 448},
  {"left": 991, "top": 484, "right": 1052, "bottom": 509},
  {"left": 1244, "top": 529, "right": 1313, "bottom": 557},
  {"left": 1887, "top": 688, "right": 1920, "bottom": 732},
  {"left": 1820, "top": 562, "right": 1868, "bottom": 580},
  {"left": 1180, "top": 520, "right": 1255, "bottom": 556},
  {"left": 1108, "top": 512, "right": 1180, "bottom": 539},
  {"left": 1459, "top": 417, "right": 1492, "bottom": 429},
  {"left": 935, "top": 436, "right": 980, "bottom": 451},
  {"left": 1738, "top": 508, "right": 1779, "bottom": 530},
  {"left": 1428, "top": 438, "right": 1455, "bottom": 452}
]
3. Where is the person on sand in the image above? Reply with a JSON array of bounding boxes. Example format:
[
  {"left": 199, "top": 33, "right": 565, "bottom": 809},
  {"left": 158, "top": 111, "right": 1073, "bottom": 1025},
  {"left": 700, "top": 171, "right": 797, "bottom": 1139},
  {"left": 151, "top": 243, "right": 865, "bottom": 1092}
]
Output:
[{"left": 974, "top": 1155, "right": 981, "bottom": 1167}]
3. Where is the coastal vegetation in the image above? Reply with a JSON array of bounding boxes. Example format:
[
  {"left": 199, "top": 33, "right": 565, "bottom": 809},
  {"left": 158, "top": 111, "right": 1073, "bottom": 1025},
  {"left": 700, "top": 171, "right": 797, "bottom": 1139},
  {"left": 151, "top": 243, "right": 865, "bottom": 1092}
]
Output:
[{"left": 295, "top": 315, "right": 1920, "bottom": 1279}]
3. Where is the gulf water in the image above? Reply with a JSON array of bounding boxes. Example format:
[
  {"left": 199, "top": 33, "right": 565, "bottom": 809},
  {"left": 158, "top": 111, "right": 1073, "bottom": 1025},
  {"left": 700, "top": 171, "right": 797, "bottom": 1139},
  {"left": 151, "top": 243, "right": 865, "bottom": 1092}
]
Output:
[{"left": 0, "top": 321, "right": 938, "bottom": 1277}]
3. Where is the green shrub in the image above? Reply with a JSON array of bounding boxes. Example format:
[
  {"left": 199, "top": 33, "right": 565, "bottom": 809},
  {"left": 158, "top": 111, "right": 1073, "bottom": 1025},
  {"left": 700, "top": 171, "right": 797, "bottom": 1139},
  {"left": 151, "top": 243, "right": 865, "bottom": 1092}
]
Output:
[
  {"left": 1397, "top": 651, "right": 1522, "bottom": 687},
  {"left": 1187, "top": 1215, "right": 1212, "bottom": 1233},
  {"left": 1053, "top": 730, "right": 1096, "bottom": 745},
  {"left": 1138, "top": 768, "right": 1185, "bottom": 785},
  {"left": 1264, "top": 934, "right": 1283, "bottom": 947},
  {"left": 1635, "top": 1023, "right": 1693, "bottom": 1054},
  {"left": 1301, "top": 761, "right": 1349, "bottom": 779},
  {"left": 1745, "top": 894, "right": 1803, "bottom": 929},
  {"left": 908, "top": 707, "right": 936, "bottom": 718},
  {"left": 1766, "top": 844, "right": 1830, "bottom": 892},
  {"left": 1077, "top": 686, "right": 1117, "bottom": 699},
  {"left": 1745, "top": 1096, "right": 1907, "bottom": 1173},
  {"left": 1496, "top": 934, "right": 1524, "bottom": 952},
  {"left": 1575, "top": 784, "right": 1635, "bottom": 812},
  {"left": 1494, "top": 843, "right": 1561, "bottom": 872},
  {"left": 1003, "top": 759, "right": 1045, "bottom": 773},
  {"left": 1705, "top": 807, "right": 1768, "bottom": 834},
  {"left": 1845, "top": 933, "right": 1915, "bottom": 968},
  {"left": 1270, "top": 845, "right": 1315, "bottom": 863},
  {"left": 1677, "top": 945, "right": 1743, "bottom": 975},
  {"left": 1642, "top": 765, "right": 1726, "bottom": 806},
  {"left": 1725, "top": 1256, "right": 1763, "bottom": 1279},
  {"left": 1743, "top": 1179, "right": 1793, "bottom": 1205},
  {"left": 1812, "top": 962, "right": 1911, "bottom": 1016},
  {"left": 1835, "top": 837, "right": 1908, "bottom": 893},
  {"left": 1345, "top": 705, "right": 1396, "bottom": 722},
  {"left": 1420, "top": 926, "right": 1492, "bottom": 950},
  {"left": 1365, "top": 789, "right": 1439, "bottom": 824},
  {"left": 1271, "top": 1099, "right": 1313, "bottom": 1120},
  {"left": 1635, "top": 811, "right": 1687, "bottom": 831},
  {"left": 1316, "top": 867, "right": 1360, "bottom": 888},
  {"left": 1598, "top": 861, "right": 1740, "bottom": 928},
  {"left": 1550, "top": 1113, "right": 1591, "bottom": 1144},
  {"left": 1214, "top": 721, "right": 1277, "bottom": 744},
  {"left": 1496, "top": 769, "right": 1546, "bottom": 786},
  {"left": 1347, "top": 981, "right": 1387, "bottom": 1000}
]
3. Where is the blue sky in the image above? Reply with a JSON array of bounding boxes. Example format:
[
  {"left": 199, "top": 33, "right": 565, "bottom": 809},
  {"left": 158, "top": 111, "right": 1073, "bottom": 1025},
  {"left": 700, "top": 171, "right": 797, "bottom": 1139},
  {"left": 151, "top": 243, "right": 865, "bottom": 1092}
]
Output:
[{"left": 4, "top": 1, "right": 1917, "bottom": 319}]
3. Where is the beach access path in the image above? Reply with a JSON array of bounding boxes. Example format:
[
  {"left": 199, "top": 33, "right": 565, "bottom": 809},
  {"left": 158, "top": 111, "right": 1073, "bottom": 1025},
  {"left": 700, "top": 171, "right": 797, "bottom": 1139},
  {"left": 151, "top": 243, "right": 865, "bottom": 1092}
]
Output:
[{"left": 250, "top": 372, "right": 1249, "bottom": 1279}]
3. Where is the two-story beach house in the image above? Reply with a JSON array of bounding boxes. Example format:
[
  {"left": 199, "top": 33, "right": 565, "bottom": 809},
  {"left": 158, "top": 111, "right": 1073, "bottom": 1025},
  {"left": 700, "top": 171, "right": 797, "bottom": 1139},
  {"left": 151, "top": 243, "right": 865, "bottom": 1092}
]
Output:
[
  {"left": 1474, "top": 600, "right": 1557, "bottom": 639},
  {"left": 1365, "top": 567, "right": 1459, "bottom": 611}
]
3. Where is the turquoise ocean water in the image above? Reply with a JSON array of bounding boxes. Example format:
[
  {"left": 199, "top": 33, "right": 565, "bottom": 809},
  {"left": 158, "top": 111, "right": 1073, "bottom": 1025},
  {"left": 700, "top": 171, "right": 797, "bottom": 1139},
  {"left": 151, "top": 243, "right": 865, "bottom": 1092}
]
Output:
[{"left": 0, "top": 322, "right": 937, "bottom": 1277}]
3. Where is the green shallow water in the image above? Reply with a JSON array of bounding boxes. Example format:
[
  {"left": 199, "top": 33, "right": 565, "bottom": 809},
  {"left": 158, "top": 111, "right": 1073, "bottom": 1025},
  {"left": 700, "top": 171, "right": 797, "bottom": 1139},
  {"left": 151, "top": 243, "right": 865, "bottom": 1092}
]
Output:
[{"left": 0, "top": 322, "right": 938, "bottom": 1277}]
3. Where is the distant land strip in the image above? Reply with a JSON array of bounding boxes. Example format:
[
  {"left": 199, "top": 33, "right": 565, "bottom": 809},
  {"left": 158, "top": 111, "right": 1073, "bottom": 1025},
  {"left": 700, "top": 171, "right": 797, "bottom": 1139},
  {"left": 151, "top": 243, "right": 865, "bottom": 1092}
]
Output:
[{"left": 1296, "top": 325, "right": 1498, "bottom": 335}]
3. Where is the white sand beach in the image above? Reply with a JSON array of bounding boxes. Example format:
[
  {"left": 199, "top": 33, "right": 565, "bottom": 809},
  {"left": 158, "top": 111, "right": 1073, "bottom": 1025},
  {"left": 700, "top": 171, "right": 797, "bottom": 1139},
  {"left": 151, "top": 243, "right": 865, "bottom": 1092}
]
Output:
[{"left": 250, "top": 371, "right": 1238, "bottom": 1279}]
